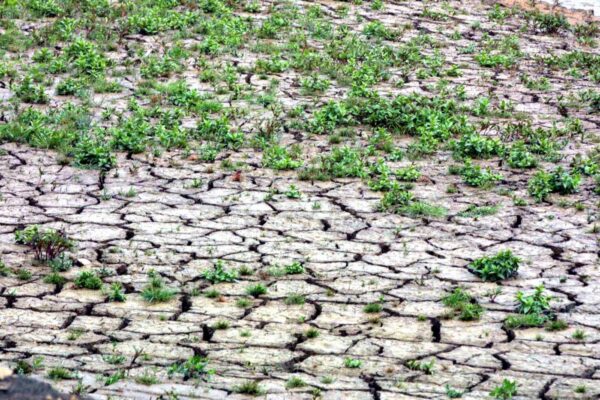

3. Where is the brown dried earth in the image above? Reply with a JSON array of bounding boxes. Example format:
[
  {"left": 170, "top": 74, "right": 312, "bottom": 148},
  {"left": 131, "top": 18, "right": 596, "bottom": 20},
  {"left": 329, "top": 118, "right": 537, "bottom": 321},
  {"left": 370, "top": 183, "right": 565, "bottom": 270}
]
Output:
[{"left": 0, "top": 0, "right": 599, "bottom": 399}]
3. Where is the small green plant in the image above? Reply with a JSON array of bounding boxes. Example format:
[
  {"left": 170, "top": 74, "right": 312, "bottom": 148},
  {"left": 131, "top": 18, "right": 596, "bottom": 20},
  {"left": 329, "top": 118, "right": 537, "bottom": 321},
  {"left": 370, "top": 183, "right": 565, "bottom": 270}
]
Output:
[
  {"left": 234, "top": 380, "right": 264, "bottom": 395},
  {"left": 48, "top": 254, "right": 72, "bottom": 272},
  {"left": 285, "top": 185, "right": 301, "bottom": 199},
  {"left": 48, "top": 367, "right": 74, "bottom": 380},
  {"left": 305, "top": 328, "right": 319, "bottom": 338},
  {"left": 0, "top": 261, "right": 10, "bottom": 277},
  {"left": 141, "top": 55, "right": 181, "bottom": 79},
  {"left": 246, "top": 283, "right": 267, "bottom": 297},
  {"left": 504, "top": 313, "right": 548, "bottom": 329},
  {"left": 527, "top": 11, "right": 569, "bottom": 34},
  {"left": 363, "top": 20, "right": 398, "bottom": 40},
  {"left": 44, "top": 272, "right": 66, "bottom": 286},
  {"left": 74, "top": 271, "right": 102, "bottom": 290},
  {"left": 103, "top": 350, "right": 126, "bottom": 365},
  {"left": 66, "top": 328, "right": 83, "bottom": 341},
  {"left": 406, "top": 359, "right": 435, "bottom": 375},
  {"left": 506, "top": 142, "right": 537, "bottom": 169},
  {"left": 262, "top": 145, "right": 302, "bottom": 170},
  {"left": 56, "top": 77, "right": 84, "bottom": 96},
  {"left": 73, "top": 135, "right": 116, "bottom": 171},
  {"left": 504, "top": 285, "right": 553, "bottom": 328},
  {"left": 468, "top": 250, "right": 520, "bottom": 281},
  {"left": 236, "top": 297, "right": 252, "bottom": 308},
  {"left": 300, "top": 74, "right": 330, "bottom": 94},
  {"left": 344, "top": 358, "right": 362, "bottom": 368},
  {"left": 103, "top": 370, "right": 126, "bottom": 386},
  {"left": 445, "top": 385, "right": 463, "bottom": 398},
  {"left": 528, "top": 171, "right": 552, "bottom": 202},
  {"left": 15, "top": 269, "right": 32, "bottom": 280},
  {"left": 15, "top": 225, "right": 74, "bottom": 261},
  {"left": 238, "top": 265, "right": 253, "bottom": 276},
  {"left": 516, "top": 285, "right": 551, "bottom": 315},
  {"left": 545, "top": 319, "right": 568, "bottom": 331},
  {"left": 572, "top": 329, "right": 586, "bottom": 340},
  {"left": 286, "top": 376, "right": 306, "bottom": 389},
  {"left": 240, "top": 329, "right": 251, "bottom": 337},
  {"left": 135, "top": 369, "right": 159, "bottom": 385},
  {"left": 203, "top": 260, "right": 238, "bottom": 283},
  {"left": 141, "top": 270, "right": 176, "bottom": 303},
  {"left": 378, "top": 184, "right": 445, "bottom": 218},
  {"left": 490, "top": 379, "right": 518, "bottom": 399},
  {"left": 105, "top": 282, "right": 126, "bottom": 302},
  {"left": 14, "top": 76, "right": 48, "bottom": 104},
  {"left": 395, "top": 165, "right": 421, "bottom": 181},
  {"left": 363, "top": 302, "right": 382, "bottom": 313},
  {"left": 456, "top": 160, "right": 502, "bottom": 188},
  {"left": 285, "top": 293, "right": 305, "bottom": 305},
  {"left": 442, "top": 288, "right": 484, "bottom": 321},
  {"left": 548, "top": 167, "right": 581, "bottom": 195},
  {"left": 285, "top": 262, "right": 305, "bottom": 275},
  {"left": 299, "top": 147, "right": 366, "bottom": 180},
  {"left": 457, "top": 204, "right": 499, "bottom": 218},
  {"left": 452, "top": 133, "right": 504, "bottom": 159},
  {"left": 574, "top": 385, "right": 587, "bottom": 394},
  {"left": 14, "top": 357, "right": 44, "bottom": 375},
  {"left": 528, "top": 167, "right": 581, "bottom": 202},
  {"left": 400, "top": 201, "right": 447, "bottom": 218},
  {"left": 488, "top": 4, "right": 512, "bottom": 22},
  {"left": 168, "top": 355, "right": 213, "bottom": 379},
  {"left": 378, "top": 186, "right": 414, "bottom": 212}
]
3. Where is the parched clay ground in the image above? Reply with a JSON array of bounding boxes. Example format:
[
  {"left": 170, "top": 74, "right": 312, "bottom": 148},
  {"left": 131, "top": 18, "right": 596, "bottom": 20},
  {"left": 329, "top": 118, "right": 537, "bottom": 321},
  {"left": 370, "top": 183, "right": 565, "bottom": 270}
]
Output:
[{"left": 0, "top": 0, "right": 599, "bottom": 399}]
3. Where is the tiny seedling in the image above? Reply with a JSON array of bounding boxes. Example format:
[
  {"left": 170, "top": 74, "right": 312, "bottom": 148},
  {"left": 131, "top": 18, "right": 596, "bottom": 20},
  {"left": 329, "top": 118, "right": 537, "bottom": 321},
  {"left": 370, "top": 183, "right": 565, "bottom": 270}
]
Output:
[
  {"left": 344, "top": 358, "right": 362, "bottom": 368},
  {"left": 203, "top": 260, "right": 238, "bottom": 283},
  {"left": 168, "top": 355, "right": 213, "bottom": 379},
  {"left": 490, "top": 379, "right": 518, "bottom": 399}
]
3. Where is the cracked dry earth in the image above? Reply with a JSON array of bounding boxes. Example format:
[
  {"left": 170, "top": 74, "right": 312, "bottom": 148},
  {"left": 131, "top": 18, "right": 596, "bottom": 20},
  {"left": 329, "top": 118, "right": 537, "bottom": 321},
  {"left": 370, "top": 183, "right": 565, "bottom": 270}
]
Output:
[
  {"left": 1, "top": 150, "right": 599, "bottom": 400},
  {"left": 0, "top": 0, "right": 599, "bottom": 399}
]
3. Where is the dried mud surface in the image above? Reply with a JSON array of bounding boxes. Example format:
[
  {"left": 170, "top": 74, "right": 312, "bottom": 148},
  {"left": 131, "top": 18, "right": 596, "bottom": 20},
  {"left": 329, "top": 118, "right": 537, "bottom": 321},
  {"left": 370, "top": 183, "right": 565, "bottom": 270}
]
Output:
[{"left": 0, "top": 1, "right": 599, "bottom": 399}]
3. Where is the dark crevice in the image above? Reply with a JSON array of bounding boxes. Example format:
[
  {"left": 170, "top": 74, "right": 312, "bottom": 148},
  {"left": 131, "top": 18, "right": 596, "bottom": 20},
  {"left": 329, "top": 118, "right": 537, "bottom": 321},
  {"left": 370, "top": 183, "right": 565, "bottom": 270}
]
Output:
[
  {"left": 539, "top": 378, "right": 555, "bottom": 400},
  {"left": 493, "top": 353, "right": 511, "bottom": 370},
  {"left": 511, "top": 215, "right": 522, "bottom": 229},
  {"left": 364, "top": 375, "right": 381, "bottom": 400},
  {"left": 431, "top": 318, "right": 441, "bottom": 342},
  {"left": 502, "top": 326, "right": 515, "bottom": 342},
  {"left": 202, "top": 324, "right": 215, "bottom": 342},
  {"left": 181, "top": 295, "right": 191, "bottom": 313}
]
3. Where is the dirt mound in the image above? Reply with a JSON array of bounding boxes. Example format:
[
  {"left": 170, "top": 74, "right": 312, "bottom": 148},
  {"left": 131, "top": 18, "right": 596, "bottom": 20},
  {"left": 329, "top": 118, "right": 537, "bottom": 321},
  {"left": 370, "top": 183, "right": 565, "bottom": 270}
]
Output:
[{"left": 0, "top": 368, "right": 81, "bottom": 400}]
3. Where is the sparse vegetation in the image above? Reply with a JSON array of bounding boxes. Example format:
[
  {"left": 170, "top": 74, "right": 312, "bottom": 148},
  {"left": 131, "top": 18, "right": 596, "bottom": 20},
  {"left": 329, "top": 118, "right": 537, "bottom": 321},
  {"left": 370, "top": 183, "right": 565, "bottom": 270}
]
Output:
[{"left": 0, "top": 1, "right": 597, "bottom": 397}]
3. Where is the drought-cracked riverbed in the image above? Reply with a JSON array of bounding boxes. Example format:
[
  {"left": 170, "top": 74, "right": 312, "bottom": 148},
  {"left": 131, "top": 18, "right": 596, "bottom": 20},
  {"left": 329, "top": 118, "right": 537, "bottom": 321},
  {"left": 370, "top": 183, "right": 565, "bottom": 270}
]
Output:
[{"left": 0, "top": 0, "right": 599, "bottom": 399}]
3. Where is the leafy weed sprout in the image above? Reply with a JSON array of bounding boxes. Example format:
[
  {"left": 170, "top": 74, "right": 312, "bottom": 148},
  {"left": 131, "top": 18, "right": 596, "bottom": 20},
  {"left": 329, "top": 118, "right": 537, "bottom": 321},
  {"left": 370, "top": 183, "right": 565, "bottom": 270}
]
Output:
[
  {"left": 468, "top": 250, "right": 520, "bottom": 281},
  {"left": 141, "top": 270, "right": 176, "bottom": 303}
]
